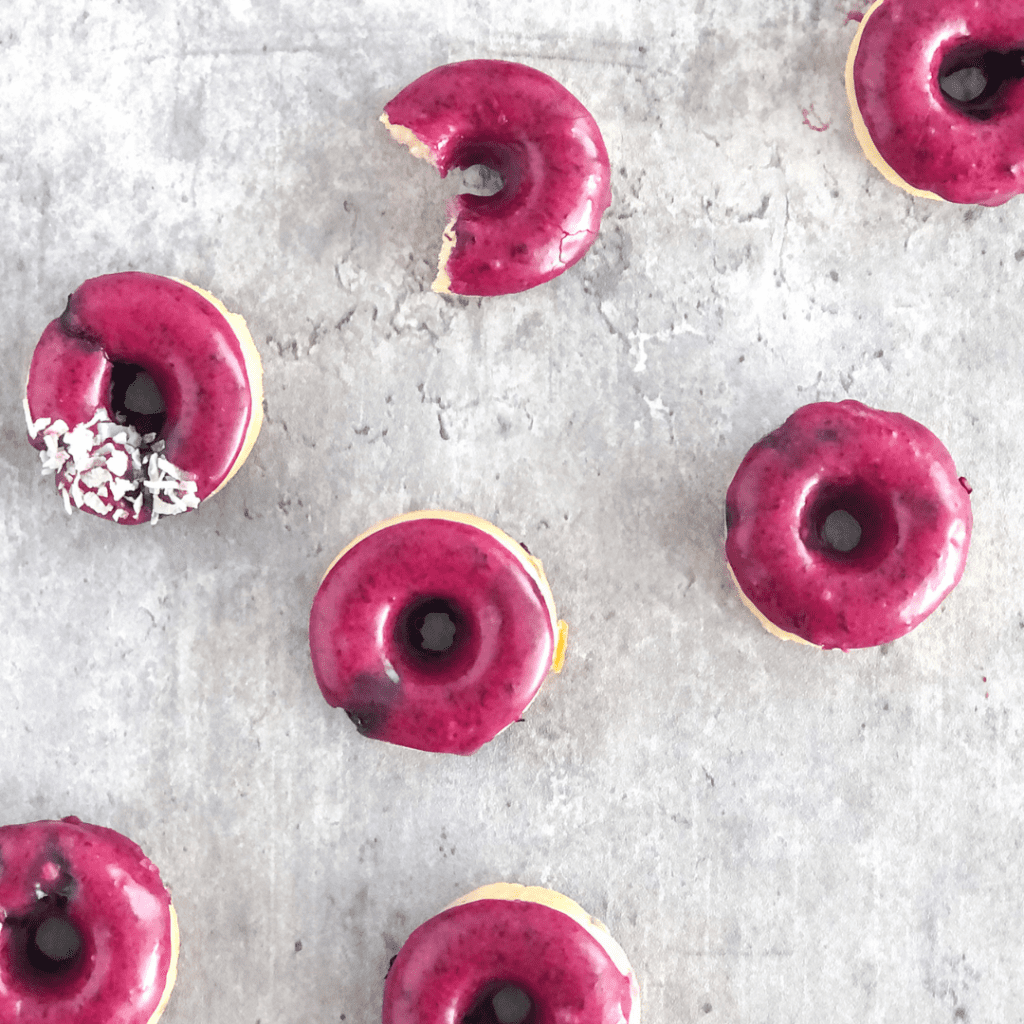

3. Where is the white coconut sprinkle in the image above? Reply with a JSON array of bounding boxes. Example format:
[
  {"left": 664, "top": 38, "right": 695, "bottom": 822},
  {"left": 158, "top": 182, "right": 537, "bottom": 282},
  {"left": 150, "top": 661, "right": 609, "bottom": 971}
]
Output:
[{"left": 26, "top": 406, "right": 200, "bottom": 524}]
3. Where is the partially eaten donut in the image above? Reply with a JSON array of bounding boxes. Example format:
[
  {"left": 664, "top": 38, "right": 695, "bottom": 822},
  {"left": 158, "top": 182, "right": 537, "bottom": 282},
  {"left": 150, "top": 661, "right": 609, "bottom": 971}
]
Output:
[{"left": 382, "top": 59, "right": 612, "bottom": 296}]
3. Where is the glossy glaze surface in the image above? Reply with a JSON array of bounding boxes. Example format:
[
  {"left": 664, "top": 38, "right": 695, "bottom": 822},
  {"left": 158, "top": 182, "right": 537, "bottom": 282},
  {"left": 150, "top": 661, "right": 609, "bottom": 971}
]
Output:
[
  {"left": 25, "top": 272, "right": 260, "bottom": 523},
  {"left": 383, "top": 60, "right": 611, "bottom": 295},
  {"left": 0, "top": 816, "right": 177, "bottom": 1024},
  {"left": 725, "top": 400, "right": 972, "bottom": 650},
  {"left": 309, "top": 513, "right": 559, "bottom": 754},
  {"left": 848, "top": 0, "right": 1024, "bottom": 205},
  {"left": 382, "top": 888, "right": 637, "bottom": 1024}
]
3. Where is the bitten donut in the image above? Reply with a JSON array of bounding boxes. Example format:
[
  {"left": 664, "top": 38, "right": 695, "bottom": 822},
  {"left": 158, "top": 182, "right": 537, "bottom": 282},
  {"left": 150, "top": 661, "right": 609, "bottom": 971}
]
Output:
[
  {"left": 309, "top": 510, "right": 568, "bottom": 754},
  {"left": 24, "top": 272, "right": 264, "bottom": 524},
  {"left": 0, "top": 816, "right": 179, "bottom": 1024},
  {"left": 381, "top": 59, "right": 612, "bottom": 296},
  {"left": 846, "top": 0, "right": 1024, "bottom": 204},
  {"left": 725, "top": 400, "right": 972, "bottom": 650},
  {"left": 383, "top": 883, "right": 639, "bottom": 1024}
]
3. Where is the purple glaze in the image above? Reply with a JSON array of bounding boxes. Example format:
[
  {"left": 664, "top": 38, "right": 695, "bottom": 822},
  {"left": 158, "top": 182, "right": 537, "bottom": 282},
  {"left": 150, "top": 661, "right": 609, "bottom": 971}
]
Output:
[
  {"left": 309, "top": 516, "right": 555, "bottom": 754},
  {"left": 382, "top": 899, "right": 634, "bottom": 1024},
  {"left": 26, "top": 273, "right": 256, "bottom": 523},
  {"left": 0, "top": 817, "right": 175, "bottom": 1024},
  {"left": 851, "top": 0, "right": 1024, "bottom": 205},
  {"left": 384, "top": 60, "right": 611, "bottom": 295},
  {"left": 725, "top": 401, "right": 972, "bottom": 650}
]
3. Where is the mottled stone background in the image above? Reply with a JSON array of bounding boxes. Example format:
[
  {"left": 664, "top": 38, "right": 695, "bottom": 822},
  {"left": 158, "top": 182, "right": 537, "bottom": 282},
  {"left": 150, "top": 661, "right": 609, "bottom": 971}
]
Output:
[{"left": 2, "top": 1, "right": 1023, "bottom": 1022}]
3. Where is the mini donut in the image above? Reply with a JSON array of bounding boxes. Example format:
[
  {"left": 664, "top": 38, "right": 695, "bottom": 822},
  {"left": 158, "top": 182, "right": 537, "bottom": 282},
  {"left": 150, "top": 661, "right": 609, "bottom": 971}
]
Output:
[
  {"left": 381, "top": 59, "right": 612, "bottom": 296},
  {"left": 24, "top": 272, "right": 264, "bottom": 524},
  {"left": 725, "top": 400, "right": 972, "bottom": 650},
  {"left": 845, "top": 0, "right": 1024, "bottom": 205},
  {"left": 0, "top": 816, "right": 179, "bottom": 1024},
  {"left": 383, "top": 883, "right": 640, "bottom": 1024},
  {"left": 309, "top": 510, "right": 569, "bottom": 755}
]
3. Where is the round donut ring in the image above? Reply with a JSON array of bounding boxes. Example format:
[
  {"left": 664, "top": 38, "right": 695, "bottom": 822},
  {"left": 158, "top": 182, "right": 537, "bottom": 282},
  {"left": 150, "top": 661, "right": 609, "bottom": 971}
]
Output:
[
  {"left": 309, "top": 511, "right": 569, "bottom": 755},
  {"left": 0, "top": 816, "right": 179, "bottom": 1024},
  {"left": 382, "top": 884, "right": 640, "bottom": 1024},
  {"left": 846, "top": 0, "right": 1024, "bottom": 205},
  {"left": 725, "top": 400, "right": 972, "bottom": 650},
  {"left": 381, "top": 59, "right": 612, "bottom": 296},
  {"left": 25, "top": 272, "right": 264, "bottom": 524}
]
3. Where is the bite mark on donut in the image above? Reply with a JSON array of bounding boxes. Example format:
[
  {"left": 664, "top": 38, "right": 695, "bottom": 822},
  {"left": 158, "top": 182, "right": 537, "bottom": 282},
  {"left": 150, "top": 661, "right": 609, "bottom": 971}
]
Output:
[
  {"left": 380, "top": 113, "right": 437, "bottom": 168},
  {"left": 433, "top": 217, "right": 458, "bottom": 294},
  {"left": 379, "top": 114, "right": 459, "bottom": 294}
]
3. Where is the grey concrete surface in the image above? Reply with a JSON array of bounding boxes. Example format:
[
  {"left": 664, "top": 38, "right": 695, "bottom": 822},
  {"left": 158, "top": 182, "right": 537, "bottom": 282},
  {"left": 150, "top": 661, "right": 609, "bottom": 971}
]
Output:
[{"left": 2, "top": 1, "right": 1023, "bottom": 1022}]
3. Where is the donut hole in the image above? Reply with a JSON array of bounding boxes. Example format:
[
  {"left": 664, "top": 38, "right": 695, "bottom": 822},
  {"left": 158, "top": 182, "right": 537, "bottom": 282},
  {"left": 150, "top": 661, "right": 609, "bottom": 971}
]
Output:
[
  {"left": 450, "top": 142, "right": 521, "bottom": 207},
  {"left": 396, "top": 597, "right": 467, "bottom": 661},
  {"left": 109, "top": 362, "right": 167, "bottom": 436},
  {"left": 29, "top": 916, "right": 83, "bottom": 971},
  {"left": 456, "top": 164, "right": 505, "bottom": 197},
  {"left": 464, "top": 983, "right": 534, "bottom": 1024},
  {"left": 822, "top": 509, "right": 862, "bottom": 553},
  {"left": 4, "top": 898, "right": 87, "bottom": 990},
  {"left": 803, "top": 482, "right": 897, "bottom": 570},
  {"left": 939, "top": 45, "right": 1024, "bottom": 118}
]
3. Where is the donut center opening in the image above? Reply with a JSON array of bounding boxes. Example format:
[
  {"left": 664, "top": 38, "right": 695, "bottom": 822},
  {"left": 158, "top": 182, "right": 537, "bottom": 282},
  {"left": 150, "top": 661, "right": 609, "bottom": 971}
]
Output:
[
  {"left": 109, "top": 362, "right": 167, "bottom": 436},
  {"left": 4, "top": 895, "right": 86, "bottom": 988},
  {"left": 464, "top": 984, "right": 534, "bottom": 1024},
  {"left": 822, "top": 509, "right": 862, "bottom": 553},
  {"left": 29, "top": 916, "right": 83, "bottom": 971},
  {"left": 449, "top": 142, "right": 519, "bottom": 204},
  {"left": 803, "top": 482, "right": 897, "bottom": 569},
  {"left": 455, "top": 164, "right": 505, "bottom": 197},
  {"left": 939, "top": 47, "right": 1024, "bottom": 117},
  {"left": 397, "top": 597, "right": 466, "bottom": 659}
]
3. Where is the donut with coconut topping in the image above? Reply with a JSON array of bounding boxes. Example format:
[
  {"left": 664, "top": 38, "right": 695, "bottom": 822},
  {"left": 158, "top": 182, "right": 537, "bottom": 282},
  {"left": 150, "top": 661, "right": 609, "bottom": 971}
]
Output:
[
  {"left": 846, "top": 0, "right": 1024, "bottom": 204},
  {"left": 24, "top": 272, "right": 263, "bottom": 524},
  {"left": 725, "top": 400, "right": 972, "bottom": 650},
  {"left": 309, "top": 511, "right": 568, "bottom": 754},
  {"left": 0, "top": 816, "right": 179, "bottom": 1024},
  {"left": 383, "top": 883, "right": 640, "bottom": 1024},
  {"left": 381, "top": 59, "right": 611, "bottom": 295}
]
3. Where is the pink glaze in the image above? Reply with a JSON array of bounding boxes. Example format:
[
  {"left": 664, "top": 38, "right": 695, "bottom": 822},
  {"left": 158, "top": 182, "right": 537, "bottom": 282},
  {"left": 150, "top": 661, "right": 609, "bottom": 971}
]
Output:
[
  {"left": 850, "top": 0, "right": 1024, "bottom": 205},
  {"left": 725, "top": 401, "right": 972, "bottom": 650},
  {"left": 383, "top": 898, "right": 635, "bottom": 1024},
  {"left": 26, "top": 273, "right": 257, "bottom": 523},
  {"left": 383, "top": 60, "right": 611, "bottom": 295},
  {"left": 0, "top": 816, "right": 176, "bottom": 1024},
  {"left": 309, "top": 516, "right": 556, "bottom": 754}
]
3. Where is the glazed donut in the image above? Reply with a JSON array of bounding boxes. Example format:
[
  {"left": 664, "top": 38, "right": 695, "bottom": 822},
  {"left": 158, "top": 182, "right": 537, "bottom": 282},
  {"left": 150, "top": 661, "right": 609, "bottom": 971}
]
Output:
[
  {"left": 24, "top": 272, "right": 264, "bottom": 524},
  {"left": 383, "top": 883, "right": 639, "bottom": 1024},
  {"left": 309, "top": 510, "right": 568, "bottom": 754},
  {"left": 846, "top": 0, "right": 1024, "bottom": 205},
  {"left": 725, "top": 400, "right": 972, "bottom": 650},
  {"left": 0, "top": 816, "right": 179, "bottom": 1024},
  {"left": 381, "top": 59, "right": 612, "bottom": 296}
]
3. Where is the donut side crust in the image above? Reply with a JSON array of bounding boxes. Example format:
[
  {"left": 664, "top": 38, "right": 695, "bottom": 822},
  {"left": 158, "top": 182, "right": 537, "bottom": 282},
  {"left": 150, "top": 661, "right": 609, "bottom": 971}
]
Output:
[
  {"left": 725, "top": 558, "right": 818, "bottom": 648},
  {"left": 844, "top": 0, "right": 945, "bottom": 202},
  {"left": 145, "top": 902, "right": 180, "bottom": 1024},
  {"left": 443, "top": 882, "right": 639, "bottom": 1018},
  {"left": 174, "top": 279, "right": 265, "bottom": 497},
  {"left": 319, "top": 509, "right": 567, "bottom": 673}
]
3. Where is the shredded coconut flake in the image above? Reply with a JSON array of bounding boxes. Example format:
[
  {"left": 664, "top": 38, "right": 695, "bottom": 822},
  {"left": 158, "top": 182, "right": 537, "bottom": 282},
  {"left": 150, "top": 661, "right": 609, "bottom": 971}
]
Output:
[{"left": 31, "top": 408, "right": 200, "bottom": 524}]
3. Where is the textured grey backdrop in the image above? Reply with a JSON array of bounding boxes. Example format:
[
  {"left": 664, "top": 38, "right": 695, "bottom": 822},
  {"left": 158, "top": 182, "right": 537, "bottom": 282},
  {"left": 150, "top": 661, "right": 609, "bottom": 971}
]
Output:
[{"left": 2, "top": 1, "right": 1022, "bottom": 1022}]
